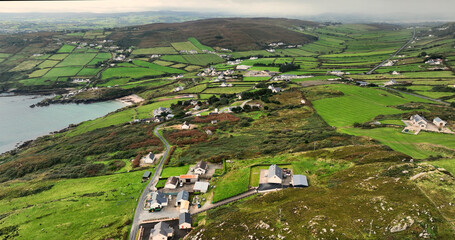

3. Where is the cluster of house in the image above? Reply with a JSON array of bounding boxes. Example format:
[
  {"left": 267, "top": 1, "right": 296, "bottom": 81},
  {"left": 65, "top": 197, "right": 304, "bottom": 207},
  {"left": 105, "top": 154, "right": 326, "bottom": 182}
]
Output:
[
  {"left": 71, "top": 78, "right": 90, "bottom": 83},
  {"left": 382, "top": 60, "right": 398, "bottom": 67},
  {"left": 113, "top": 54, "right": 132, "bottom": 62},
  {"left": 179, "top": 50, "right": 198, "bottom": 54},
  {"left": 164, "top": 161, "right": 210, "bottom": 193},
  {"left": 197, "top": 67, "right": 234, "bottom": 77},
  {"left": 327, "top": 70, "right": 350, "bottom": 76},
  {"left": 266, "top": 164, "right": 309, "bottom": 187},
  {"left": 425, "top": 58, "right": 443, "bottom": 65},
  {"left": 244, "top": 69, "right": 276, "bottom": 77},
  {"left": 153, "top": 107, "right": 174, "bottom": 121},
  {"left": 220, "top": 82, "right": 233, "bottom": 87},
  {"left": 402, "top": 114, "right": 451, "bottom": 135},
  {"left": 149, "top": 212, "right": 192, "bottom": 240},
  {"left": 272, "top": 74, "right": 313, "bottom": 81},
  {"left": 227, "top": 59, "right": 242, "bottom": 65}
]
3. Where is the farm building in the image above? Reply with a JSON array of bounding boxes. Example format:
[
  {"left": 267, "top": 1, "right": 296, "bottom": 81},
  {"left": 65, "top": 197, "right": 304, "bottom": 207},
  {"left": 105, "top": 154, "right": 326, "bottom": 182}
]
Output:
[
  {"left": 149, "top": 192, "right": 168, "bottom": 210},
  {"left": 291, "top": 175, "right": 309, "bottom": 188},
  {"left": 268, "top": 164, "right": 283, "bottom": 184},
  {"left": 433, "top": 117, "right": 447, "bottom": 128},
  {"left": 179, "top": 200, "right": 190, "bottom": 213},
  {"left": 150, "top": 221, "right": 174, "bottom": 240},
  {"left": 165, "top": 177, "right": 179, "bottom": 189},
  {"left": 179, "top": 175, "right": 198, "bottom": 184},
  {"left": 142, "top": 171, "right": 152, "bottom": 182},
  {"left": 179, "top": 212, "right": 192, "bottom": 229},
  {"left": 176, "top": 190, "right": 189, "bottom": 207},
  {"left": 194, "top": 161, "right": 208, "bottom": 175},
  {"left": 193, "top": 181, "right": 210, "bottom": 193}
]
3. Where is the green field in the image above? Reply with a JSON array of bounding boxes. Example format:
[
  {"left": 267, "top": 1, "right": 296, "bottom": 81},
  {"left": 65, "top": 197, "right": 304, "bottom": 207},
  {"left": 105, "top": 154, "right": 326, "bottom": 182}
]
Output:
[
  {"left": 43, "top": 67, "right": 82, "bottom": 79},
  {"left": 57, "top": 44, "right": 76, "bottom": 53},
  {"left": 29, "top": 68, "right": 50, "bottom": 78},
  {"left": 171, "top": 41, "right": 201, "bottom": 52},
  {"left": 188, "top": 37, "right": 214, "bottom": 52},
  {"left": 132, "top": 47, "right": 177, "bottom": 55},
  {"left": 212, "top": 167, "right": 250, "bottom": 203},
  {"left": 56, "top": 53, "right": 97, "bottom": 67},
  {"left": 9, "top": 60, "right": 42, "bottom": 72},
  {"left": 77, "top": 67, "right": 101, "bottom": 76},
  {"left": 161, "top": 165, "right": 190, "bottom": 178},
  {"left": 183, "top": 54, "right": 225, "bottom": 66},
  {"left": 48, "top": 54, "right": 68, "bottom": 60},
  {"left": 203, "top": 86, "right": 251, "bottom": 94},
  {"left": 0, "top": 170, "right": 149, "bottom": 240},
  {"left": 102, "top": 67, "right": 164, "bottom": 80},
  {"left": 161, "top": 55, "right": 188, "bottom": 64},
  {"left": 37, "top": 60, "right": 59, "bottom": 69},
  {"left": 312, "top": 84, "right": 431, "bottom": 127}
]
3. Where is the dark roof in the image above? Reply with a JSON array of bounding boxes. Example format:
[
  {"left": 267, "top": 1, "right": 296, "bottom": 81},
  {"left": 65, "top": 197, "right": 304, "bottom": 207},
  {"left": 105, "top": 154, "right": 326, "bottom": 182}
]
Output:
[
  {"left": 292, "top": 175, "right": 309, "bottom": 187},
  {"left": 151, "top": 191, "right": 167, "bottom": 204},
  {"left": 412, "top": 114, "right": 428, "bottom": 123},
  {"left": 149, "top": 153, "right": 155, "bottom": 159},
  {"left": 268, "top": 164, "right": 282, "bottom": 179},
  {"left": 142, "top": 171, "right": 151, "bottom": 178},
  {"left": 195, "top": 161, "right": 207, "bottom": 170},
  {"left": 179, "top": 212, "right": 191, "bottom": 225},
  {"left": 166, "top": 176, "right": 179, "bottom": 186},
  {"left": 177, "top": 190, "right": 189, "bottom": 202},
  {"left": 152, "top": 221, "right": 173, "bottom": 237}
]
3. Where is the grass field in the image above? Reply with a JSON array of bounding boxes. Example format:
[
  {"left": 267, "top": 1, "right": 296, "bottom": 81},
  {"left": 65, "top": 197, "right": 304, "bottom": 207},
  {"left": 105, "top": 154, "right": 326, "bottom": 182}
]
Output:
[
  {"left": 77, "top": 67, "right": 101, "bottom": 76},
  {"left": 56, "top": 53, "right": 97, "bottom": 67},
  {"left": 312, "top": 84, "right": 431, "bottom": 127},
  {"left": 29, "top": 68, "right": 50, "bottom": 78},
  {"left": 160, "top": 55, "right": 188, "bottom": 63},
  {"left": 101, "top": 67, "right": 164, "bottom": 80},
  {"left": 132, "top": 60, "right": 186, "bottom": 74},
  {"left": 183, "top": 54, "right": 225, "bottom": 66},
  {"left": 343, "top": 128, "right": 455, "bottom": 159},
  {"left": 0, "top": 170, "right": 149, "bottom": 240},
  {"left": 48, "top": 54, "right": 69, "bottom": 61},
  {"left": 171, "top": 41, "right": 201, "bottom": 52},
  {"left": 9, "top": 60, "right": 42, "bottom": 72},
  {"left": 57, "top": 44, "right": 76, "bottom": 53},
  {"left": 43, "top": 67, "right": 82, "bottom": 79},
  {"left": 212, "top": 167, "right": 250, "bottom": 203},
  {"left": 161, "top": 165, "right": 189, "bottom": 178},
  {"left": 202, "top": 86, "right": 251, "bottom": 94},
  {"left": 37, "top": 60, "right": 59, "bottom": 69},
  {"left": 188, "top": 37, "right": 214, "bottom": 52},
  {"left": 132, "top": 47, "right": 177, "bottom": 55}
]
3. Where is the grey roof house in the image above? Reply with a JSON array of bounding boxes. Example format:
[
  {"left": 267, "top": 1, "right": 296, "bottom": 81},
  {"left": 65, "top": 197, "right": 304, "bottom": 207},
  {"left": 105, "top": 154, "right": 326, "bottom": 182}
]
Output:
[
  {"left": 268, "top": 164, "right": 283, "bottom": 184},
  {"left": 150, "top": 221, "right": 174, "bottom": 240}
]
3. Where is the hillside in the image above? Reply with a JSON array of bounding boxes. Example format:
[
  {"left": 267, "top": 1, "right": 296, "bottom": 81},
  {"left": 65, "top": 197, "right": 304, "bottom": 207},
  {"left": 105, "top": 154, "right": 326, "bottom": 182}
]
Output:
[{"left": 109, "top": 18, "right": 319, "bottom": 51}]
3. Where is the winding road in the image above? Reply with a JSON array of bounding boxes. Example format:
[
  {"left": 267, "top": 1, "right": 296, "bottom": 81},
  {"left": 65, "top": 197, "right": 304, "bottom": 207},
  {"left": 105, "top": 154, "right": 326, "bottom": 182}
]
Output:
[{"left": 129, "top": 124, "right": 170, "bottom": 240}]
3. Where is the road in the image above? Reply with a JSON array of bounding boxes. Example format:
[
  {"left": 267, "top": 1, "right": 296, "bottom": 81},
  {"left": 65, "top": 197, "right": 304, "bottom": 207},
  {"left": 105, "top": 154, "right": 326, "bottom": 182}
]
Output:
[
  {"left": 129, "top": 124, "right": 170, "bottom": 240},
  {"left": 192, "top": 189, "right": 258, "bottom": 215},
  {"left": 367, "top": 27, "right": 416, "bottom": 75}
]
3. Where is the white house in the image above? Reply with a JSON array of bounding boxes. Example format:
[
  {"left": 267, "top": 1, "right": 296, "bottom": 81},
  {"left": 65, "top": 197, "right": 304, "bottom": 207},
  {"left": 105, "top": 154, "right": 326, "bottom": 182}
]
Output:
[
  {"left": 410, "top": 114, "right": 428, "bottom": 128},
  {"left": 392, "top": 71, "right": 401, "bottom": 75},
  {"left": 267, "top": 164, "right": 283, "bottom": 184},
  {"left": 384, "top": 79, "right": 397, "bottom": 86},
  {"left": 153, "top": 107, "right": 171, "bottom": 117},
  {"left": 181, "top": 121, "right": 190, "bottom": 130},
  {"left": 433, "top": 117, "right": 447, "bottom": 128},
  {"left": 150, "top": 221, "right": 174, "bottom": 240},
  {"left": 236, "top": 65, "right": 252, "bottom": 71},
  {"left": 194, "top": 161, "right": 208, "bottom": 175},
  {"left": 149, "top": 192, "right": 168, "bottom": 209}
]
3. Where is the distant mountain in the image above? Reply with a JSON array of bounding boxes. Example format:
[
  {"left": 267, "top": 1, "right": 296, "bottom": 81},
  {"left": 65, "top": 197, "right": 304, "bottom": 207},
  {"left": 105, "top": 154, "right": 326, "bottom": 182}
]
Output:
[{"left": 109, "top": 18, "right": 319, "bottom": 51}]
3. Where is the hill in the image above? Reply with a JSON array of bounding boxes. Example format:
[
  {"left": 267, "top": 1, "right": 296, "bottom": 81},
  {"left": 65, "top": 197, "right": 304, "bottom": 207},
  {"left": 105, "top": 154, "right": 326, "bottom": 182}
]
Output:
[{"left": 109, "top": 18, "right": 319, "bottom": 51}]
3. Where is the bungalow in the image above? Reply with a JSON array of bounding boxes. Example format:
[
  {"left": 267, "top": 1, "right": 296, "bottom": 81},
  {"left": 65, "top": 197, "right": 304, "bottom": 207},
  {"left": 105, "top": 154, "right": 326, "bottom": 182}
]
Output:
[
  {"left": 211, "top": 120, "right": 218, "bottom": 124},
  {"left": 194, "top": 161, "right": 208, "bottom": 175},
  {"left": 411, "top": 114, "right": 428, "bottom": 128},
  {"left": 179, "top": 200, "right": 190, "bottom": 213},
  {"left": 425, "top": 58, "right": 443, "bottom": 65},
  {"left": 384, "top": 79, "right": 397, "bottom": 86},
  {"left": 181, "top": 121, "right": 190, "bottom": 130},
  {"left": 149, "top": 191, "right": 168, "bottom": 210},
  {"left": 173, "top": 86, "right": 185, "bottom": 92},
  {"left": 149, "top": 153, "right": 156, "bottom": 162},
  {"left": 193, "top": 181, "right": 209, "bottom": 193},
  {"left": 433, "top": 117, "right": 447, "bottom": 128},
  {"left": 392, "top": 71, "right": 401, "bottom": 75},
  {"left": 291, "top": 175, "right": 309, "bottom": 188},
  {"left": 271, "top": 87, "right": 282, "bottom": 93},
  {"left": 142, "top": 171, "right": 152, "bottom": 182},
  {"left": 176, "top": 190, "right": 189, "bottom": 206},
  {"left": 268, "top": 164, "right": 283, "bottom": 184},
  {"left": 179, "top": 175, "right": 198, "bottom": 184},
  {"left": 150, "top": 221, "right": 174, "bottom": 240},
  {"left": 179, "top": 212, "right": 192, "bottom": 229},
  {"left": 165, "top": 176, "right": 179, "bottom": 189}
]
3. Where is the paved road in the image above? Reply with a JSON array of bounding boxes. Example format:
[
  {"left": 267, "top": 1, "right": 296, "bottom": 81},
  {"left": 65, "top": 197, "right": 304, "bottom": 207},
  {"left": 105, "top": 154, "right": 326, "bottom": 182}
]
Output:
[
  {"left": 367, "top": 28, "right": 416, "bottom": 75},
  {"left": 129, "top": 124, "right": 170, "bottom": 240},
  {"left": 192, "top": 189, "right": 258, "bottom": 215}
]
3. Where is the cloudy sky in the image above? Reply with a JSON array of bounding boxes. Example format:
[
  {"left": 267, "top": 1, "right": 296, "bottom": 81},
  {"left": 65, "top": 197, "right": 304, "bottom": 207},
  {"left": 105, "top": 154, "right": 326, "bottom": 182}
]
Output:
[{"left": 0, "top": 0, "right": 453, "bottom": 20}]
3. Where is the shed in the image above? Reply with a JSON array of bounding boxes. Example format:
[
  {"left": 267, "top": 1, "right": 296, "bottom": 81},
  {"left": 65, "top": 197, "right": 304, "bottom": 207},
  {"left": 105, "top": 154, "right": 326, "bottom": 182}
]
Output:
[
  {"left": 176, "top": 190, "right": 189, "bottom": 206},
  {"left": 179, "top": 175, "right": 198, "bottom": 184},
  {"left": 142, "top": 171, "right": 152, "bottom": 181},
  {"left": 179, "top": 212, "right": 192, "bottom": 229},
  {"left": 193, "top": 181, "right": 210, "bottom": 193},
  {"left": 292, "top": 175, "right": 309, "bottom": 188}
]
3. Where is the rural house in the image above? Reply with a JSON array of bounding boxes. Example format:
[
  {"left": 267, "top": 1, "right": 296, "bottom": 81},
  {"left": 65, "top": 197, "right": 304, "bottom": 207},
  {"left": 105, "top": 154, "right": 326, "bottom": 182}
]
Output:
[
  {"left": 176, "top": 190, "right": 189, "bottom": 207},
  {"left": 181, "top": 121, "right": 190, "bottom": 129},
  {"left": 384, "top": 79, "right": 396, "bottom": 86},
  {"left": 291, "top": 175, "right": 309, "bottom": 188},
  {"left": 179, "top": 212, "right": 192, "bottom": 229},
  {"left": 411, "top": 114, "right": 428, "bottom": 128},
  {"left": 194, "top": 161, "right": 208, "bottom": 175},
  {"left": 165, "top": 176, "right": 179, "bottom": 189},
  {"left": 179, "top": 175, "right": 198, "bottom": 184},
  {"left": 268, "top": 164, "right": 283, "bottom": 184},
  {"left": 433, "top": 117, "right": 447, "bottom": 128},
  {"left": 149, "top": 191, "right": 168, "bottom": 210},
  {"left": 179, "top": 200, "right": 190, "bottom": 213},
  {"left": 153, "top": 107, "right": 171, "bottom": 117},
  {"left": 193, "top": 181, "right": 210, "bottom": 193},
  {"left": 150, "top": 221, "right": 174, "bottom": 240}
]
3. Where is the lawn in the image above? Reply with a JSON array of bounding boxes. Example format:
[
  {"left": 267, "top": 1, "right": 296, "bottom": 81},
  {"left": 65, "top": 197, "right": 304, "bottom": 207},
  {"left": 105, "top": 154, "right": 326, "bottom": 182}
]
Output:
[
  {"left": 0, "top": 170, "right": 149, "bottom": 240},
  {"left": 212, "top": 167, "right": 250, "bottom": 203},
  {"left": 56, "top": 53, "right": 97, "bottom": 67},
  {"left": 132, "top": 47, "right": 177, "bottom": 55},
  {"left": 343, "top": 127, "right": 455, "bottom": 159},
  {"left": 57, "top": 44, "right": 76, "bottom": 53},
  {"left": 161, "top": 165, "right": 190, "bottom": 178},
  {"left": 312, "top": 84, "right": 431, "bottom": 127}
]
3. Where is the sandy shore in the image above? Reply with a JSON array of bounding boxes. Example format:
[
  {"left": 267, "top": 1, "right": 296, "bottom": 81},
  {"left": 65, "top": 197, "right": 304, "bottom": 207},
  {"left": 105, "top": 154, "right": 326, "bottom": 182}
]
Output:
[{"left": 117, "top": 94, "right": 145, "bottom": 105}]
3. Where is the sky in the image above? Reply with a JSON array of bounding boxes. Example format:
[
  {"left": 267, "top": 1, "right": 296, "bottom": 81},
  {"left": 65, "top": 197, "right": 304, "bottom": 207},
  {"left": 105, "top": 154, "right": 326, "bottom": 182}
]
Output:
[{"left": 0, "top": 0, "right": 453, "bottom": 20}]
